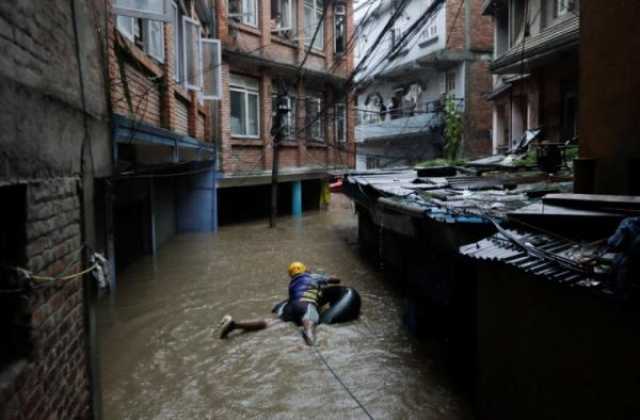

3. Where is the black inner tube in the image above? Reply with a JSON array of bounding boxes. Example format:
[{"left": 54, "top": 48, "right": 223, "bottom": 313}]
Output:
[{"left": 272, "top": 286, "right": 361, "bottom": 325}]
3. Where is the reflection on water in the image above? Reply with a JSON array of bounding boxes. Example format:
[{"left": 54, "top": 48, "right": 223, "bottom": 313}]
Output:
[{"left": 97, "top": 195, "right": 472, "bottom": 419}]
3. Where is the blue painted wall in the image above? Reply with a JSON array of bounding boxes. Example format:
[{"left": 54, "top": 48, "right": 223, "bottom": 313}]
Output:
[{"left": 176, "top": 168, "right": 218, "bottom": 232}]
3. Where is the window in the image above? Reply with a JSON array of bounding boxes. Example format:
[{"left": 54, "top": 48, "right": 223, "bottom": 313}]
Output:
[
  {"left": 144, "top": 20, "right": 165, "bottom": 62},
  {"left": 272, "top": 94, "right": 297, "bottom": 139},
  {"left": 334, "top": 2, "right": 346, "bottom": 54},
  {"left": 389, "top": 27, "right": 399, "bottom": 48},
  {"left": 304, "top": 0, "right": 324, "bottom": 50},
  {"left": 183, "top": 16, "right": 202, "bottom": 91},
  {"left": 305, "top": 96, "right": 323, "bottom": 141},
  {"left": 272, "top": 0, "right": 295, "bottom": 32},
  {"left": 510, "top": 0, "right": 526, "bottom": 45},
  {"left": 230, "top": 75, "right": 260, "bottom": 137},
  {"left": 117, "top": 16, "right": 164, "bottom": 63},
  {"left": 446, "top": 71, "right": 456, "bottom": 93},
  {"left": 335, "top": 102, "right": 346, "bottom": 143},
  {"left": 556, "top": 0, "right": 569, "bottom": 17},
  {"left": 420, "top": 16, "right": 437, "bottom": 41},
  {"left": 229, "top": 0, "right": 258, "bottom": 27},
  {"left": 172, "top": 1, "right": 184, "bottom": 82},
  {"left": 113, "top": 0, "right": 172, "bottom": 22},
  {"left": 116, "top": 15, "right": 135, "bottom": 41},
  {"left": 201, "top": 39, "right": 222, "bottom": 100}
]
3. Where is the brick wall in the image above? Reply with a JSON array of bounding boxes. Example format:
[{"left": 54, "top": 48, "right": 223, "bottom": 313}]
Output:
[
  {"left": 218, "top": 0, "right": 357, "bottom": 177},
  {"left": 470, "top": 0, "right": 494, "bottom": 51},
  {"left": 464, "top": 59, "right": 493, "bottom": 157},
  {"left": 446, "top": 0, "right": 466, "bottom": 51},
  {"left": 107, "top": 1, "right": 212, "bottom": 143},
  {"left": 0, "top": 179, "right": 90, "bottom": 419}
]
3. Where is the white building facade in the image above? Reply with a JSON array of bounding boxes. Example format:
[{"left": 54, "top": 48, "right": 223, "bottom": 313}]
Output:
[{"left": 354, "top": 0, "right": 494, "bottom": 169}]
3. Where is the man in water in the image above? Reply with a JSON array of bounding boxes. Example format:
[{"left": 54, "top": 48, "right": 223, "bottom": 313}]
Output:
[{"left": 218, "top": 261, "right": 339, "bottom": 345}]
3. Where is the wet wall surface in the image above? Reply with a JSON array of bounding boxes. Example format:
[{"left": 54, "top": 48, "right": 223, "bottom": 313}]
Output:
[{"left": 97, "top": 194, "right": 472, "bottom": 419}]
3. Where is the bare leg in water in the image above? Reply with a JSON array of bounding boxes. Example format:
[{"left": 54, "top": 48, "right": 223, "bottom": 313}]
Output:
[
  {"left": 302, "top": 319, "right": 316, "bottom": 346},
  {"left": 218, "top": 315, "right": 281, "bottom": 338}
]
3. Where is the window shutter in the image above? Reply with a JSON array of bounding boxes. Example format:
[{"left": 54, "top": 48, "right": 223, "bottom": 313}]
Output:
[
  {"left": 145, "top": 20, "right": 165, "bottom": 63},
  {"left": 113, "top": 0, "right": 171, "bottom": 22},
  {"left": 116, "top": 15, "right": 135, "bottom": 41},
  {"left": 183, "top": 16, "right": 202, "bottom": 91},
  {"left": 201, "top": 38, "right": 222, "bottom": 100}
]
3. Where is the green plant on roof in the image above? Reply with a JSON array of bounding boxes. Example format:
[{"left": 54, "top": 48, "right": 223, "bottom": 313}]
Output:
[
  {"left": 416, "top": 158, "right": 465, "bottom": 168},
  {"left": 444, "top": 94, "right": 463, "bottom": 161}
]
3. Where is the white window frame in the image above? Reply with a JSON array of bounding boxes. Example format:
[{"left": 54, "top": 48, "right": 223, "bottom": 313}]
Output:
[
  {"left": 335, "top": 102, "right": 346, "bottom": 143},
  {"left": 116, "top": 15, "right": 135, "bottom": 42},
  {"left": 272, "top": 0, "right": 294, "bottom": 32},
  {"left": 200, "top": 38, "right": 223, "bottom": 100},
  {"left": 421, "top": 23, "right": 437, "bottom": 40},
  {"left": 144, "top": 20, "right": 165, "bottom": 63},
  {"left": 182, "top": 16, "right": 202, "bottom": 91},
  {"left": 243, "top": 0, "right": 258, "bottom": 26},
  {"left": 113, "top": 0, "right": 172, "bottom": 22},
  {"left": 230, "top": 75, "right": 261, "bottom": 138},
  {"left": 306, "top": 96, "right": 323, "bottom": 141},
  {"left": 172, "top": 1, "right": 184, "bottom": 83},
  {"left": 304, "top": 0, "right": 324, "bottom": 50},
  {"left": 229, "top": 0, "right": 259, "bottom": 27},
  {"left": 334, "top": 3, "right": 346, "bottom": 54},
  {"left": 272, "top": 94, "right": 297, "bottom": 138},
  {"left": 555, "top": 0, "right": 571, "bottom": 17}
]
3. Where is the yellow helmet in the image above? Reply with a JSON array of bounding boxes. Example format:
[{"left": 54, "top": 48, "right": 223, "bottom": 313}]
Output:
[{"left": 288, "top": 261, "right": 307, "bottom": 277}]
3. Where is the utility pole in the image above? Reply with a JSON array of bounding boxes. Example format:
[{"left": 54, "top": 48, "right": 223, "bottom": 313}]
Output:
[{"left": 270, "top": 86, "right": 289, "bottom": 228}]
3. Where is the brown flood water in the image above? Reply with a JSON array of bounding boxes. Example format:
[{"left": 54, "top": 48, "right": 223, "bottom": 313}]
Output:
[{"left": 97, "top": 194, "right": 472, "bottom": 419}]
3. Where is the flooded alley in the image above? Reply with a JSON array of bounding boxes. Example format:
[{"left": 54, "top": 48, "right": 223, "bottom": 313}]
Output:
[{"left": 97, "top": 195, "right": 472, "bottom": 419}]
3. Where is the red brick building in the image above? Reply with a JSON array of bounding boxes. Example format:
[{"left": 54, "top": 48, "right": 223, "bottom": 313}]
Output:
[
  {"left": 215, "top": 0, "right": 356, "bottom": 222},
  {"left": 106, "top": 0, "right": 219, "bottom": 268},
  {"left": 0, "top": 1, "right": 112, "bottom": 418}
]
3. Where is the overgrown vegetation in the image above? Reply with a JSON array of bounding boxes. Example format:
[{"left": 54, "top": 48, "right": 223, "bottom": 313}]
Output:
[
  {"left": 443, "top": 94, "right": 463, "bottom": 161},
  {"left": 415, "top": 158, "right": 465, "bottom": 168}
]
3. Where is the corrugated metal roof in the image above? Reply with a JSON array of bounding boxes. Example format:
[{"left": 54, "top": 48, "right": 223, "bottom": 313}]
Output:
[{"left": 460, "top": 230, "right": 611, "bottom": 288}]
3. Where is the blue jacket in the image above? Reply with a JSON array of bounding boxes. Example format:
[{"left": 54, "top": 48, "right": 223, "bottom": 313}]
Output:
[{"left": 288, "top": 272, "right": 329, "bottom": 305}]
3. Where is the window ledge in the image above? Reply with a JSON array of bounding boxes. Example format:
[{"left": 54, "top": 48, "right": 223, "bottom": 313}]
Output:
[
  {"left": 307, "top": 48, "right": 326, "bottom": 58},
  {"left": 279, "top": 140, "right": 299, "bottom": 147},
  {"left": 418, "top": 36, "right": 439, "bottom": 49},
  {"left": 229, "top": 22, "right": 261, "bottom": 37},
  {"left": 174, "top": 84, "right": 191, "bottom": 102},
  {"left": 306, "top": 141, "right": 327, "bottom": 148},
  {"left": 231, "top": 138, "right": 263, "bottom": 146},
  {"left": 272, "top": 35, "right": 298, "bottom": 48},
  {"left": 115, "top": 32, "right": 163, "bottom": 78}
]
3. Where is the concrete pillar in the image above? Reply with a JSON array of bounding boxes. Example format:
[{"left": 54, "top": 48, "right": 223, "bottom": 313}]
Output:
[{"left": 292, "top": 180, "right": 302, "bottom": 217}]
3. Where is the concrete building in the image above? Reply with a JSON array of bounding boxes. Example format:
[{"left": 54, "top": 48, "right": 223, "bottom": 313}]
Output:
[
  {"left": 354, "top": 0, "right": 494, "bottom": 169},
  {"left": 107, "top": 0, "right": 219, "bottom": 269},
  {"left": 483, "top": 0, "right": 580, "bottom": 154},
  {"left": 214, "top": 0, "right": 356, "bottom": 223},
  {"left": 0, "top": 1, "right": 111, "bottom": 418}
]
